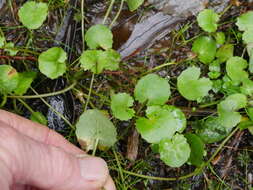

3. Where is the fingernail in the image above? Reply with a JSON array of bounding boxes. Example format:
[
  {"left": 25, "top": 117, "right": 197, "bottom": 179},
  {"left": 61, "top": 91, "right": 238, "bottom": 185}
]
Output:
[
  {"left": 76, "top": 154, "right": 88, "bottom": 158},
  {"left": 79, "top": 157, "right": 108, "bottom": 181}
]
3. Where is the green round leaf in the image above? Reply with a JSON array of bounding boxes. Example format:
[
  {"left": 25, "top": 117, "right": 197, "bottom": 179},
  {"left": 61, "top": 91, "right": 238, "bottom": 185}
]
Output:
[
  {"left": 18, "top": 1, "right": 48, "bottom": 29},
  {"left": 14, "top": 71, "right": 36, "bottom": 95},
  {"left": 192, "top": 36, "right": 217, "bottom": 64},
  {"left": 85, "top": 24, "right": 113, "bottom": 50},
  {"left": 242, "top": 30, "right": 253, "bottom": 44},
  {"left": 5, "top": 42, "right": 18, "bottom": 56},
  {"left": 134, "top": 74, "right": 171, "bottom": 106},
  {"left": 240, "top": 79, "right": 253, "bottom": 96},
  {"left": 218, "top": 93, "right": 247, "bottom": 128},
  {"left": 236, "top": 11, "right": 253, "bottom": 31},
  {"left": 177, "top": 67, "right": 212, "bottom": 101},
  {"left": 76, "top": 109, "right": 117, "bottom": 151},
  {"left": 185, "top": 133, "right": 205, "bottom": 167},
  {"left": 126, "top": 0, "right": 144, "bottom": 11},
  {"left": 218, "top": 93, "right": 247, "bottom": 111},
  {"left": 98, "top": 49, "right": 120, "bottom": 71},
  {"left": 159, "top": 134, "right": 190, "bottom": 167},
  {"left": 215, "top": 32, "right": 226, "bottom": 45},
  {"left": 136, "top": 105, "right": 186, "bottom": 144},
  {"left": 216, "top": 44, "right": 234, "bottom": 63},
  {"left": 0, "top": 65, "right": 19, "bottom": 94},
  {"left": 80, "top": 49, "right": 120, "bottom": 74},
  {"left": 197, "top": 9, "right": 219, "bottom": 33},
  {"left": 226, "top": 56, "right": 248, "bottom": 82},
  {"left": 38, "top": 47, "right": 67, "bottom": 79},
  {"left": 0, "top": 35, "right": 5, "bottom": 48},
  {"left": 80, "top": 50, "right": 104, "bottom": 74},
  {"left": 196, "top": 117, "right": 229, "bottom": 144},
  {"left": 30, "top": 111, "right": 47, "bottom": 125},
  {"left": 111, "top": 93, "right": 135, "bottom": 121}
]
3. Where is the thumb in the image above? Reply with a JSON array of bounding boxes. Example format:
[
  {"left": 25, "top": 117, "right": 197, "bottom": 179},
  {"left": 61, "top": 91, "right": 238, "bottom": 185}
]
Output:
[{"left": 0, "top": 124, "right": 115, "bottom": 190}]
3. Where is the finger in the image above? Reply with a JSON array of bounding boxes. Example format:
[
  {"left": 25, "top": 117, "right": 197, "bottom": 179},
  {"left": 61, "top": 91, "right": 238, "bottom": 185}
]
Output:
[
  {"left": 104, "top": 176, "right": 116, "bottom": 190},
  {"left": 0, "top": 109, "right": 83, "bottom": 154},
  {"left": 0, "top": 123, "right": 110, "bottom": 190}
]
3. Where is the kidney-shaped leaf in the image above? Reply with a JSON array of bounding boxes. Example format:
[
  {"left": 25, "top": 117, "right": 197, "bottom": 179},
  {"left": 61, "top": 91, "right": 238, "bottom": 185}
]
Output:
[
  {"left": 38, "top": 47, "right": 67, "bottom": 79},
  {"left": 177, "top": 67, "right": 212, "bottom": 101},
  {"left": 159, "top": 134, "right": 190, "bottom": 167},
  {"left": 111, "top": 93, "right": 135, "bottom": 121},
  {"left": 76, "top": 109, "right": 117, "bottom": 151},
  {"left": 236, "top": 11, "right": 253, "bottom": 31},
  {"left": 192, "top": 36, "right": 217, "bottom": 64},
  {"left": 218, "top": 93, "right": 247, "bottom": 128},
  {"left": 80, "top": 49, "right": 120, "bottom": 74},
  {"left": 126, "top": 0, "right": 144, "bottom": 11},
  {"left": 185, "top": 133, "right": 205, "bottom": 167},
  {"left": 197, "top": 9, "right": 219, "bottom": 33},
  {"left": 14, "top": 71, "right": 36, "bottom": 95},
  {"left": 85, "top": 24, "right": 113, "bottom": 50},
  {"left": 136, "top": 105, "right": 186, "bottom": 143},
  {"left": 226, "top": 56, "right": 248, "bottom": 82},
  {"left": 18, "top": 1, "right": 48, "bottom": 29},
  {"left": 134, "top": 74, "right": 171, "bottom": 106},
  {"left": 0, "top": 65, "right": 19, "bottom": 94},
  {"left": 196, "top": 117, "right": 229, "bottom": 144}
]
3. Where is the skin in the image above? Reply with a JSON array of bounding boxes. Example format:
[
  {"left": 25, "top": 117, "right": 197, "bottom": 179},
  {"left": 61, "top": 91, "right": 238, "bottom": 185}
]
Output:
[{"left": 0, "top": 109, "right": 116, "bottom": 190}]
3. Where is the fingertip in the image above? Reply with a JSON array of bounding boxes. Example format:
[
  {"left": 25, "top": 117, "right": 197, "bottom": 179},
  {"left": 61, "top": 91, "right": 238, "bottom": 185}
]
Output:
[
  {"left": 79, "top": 156, "right": 109, "bottom": 187},
  {"left": 104, "top": 176, "right": 116, "bottom": 190}
]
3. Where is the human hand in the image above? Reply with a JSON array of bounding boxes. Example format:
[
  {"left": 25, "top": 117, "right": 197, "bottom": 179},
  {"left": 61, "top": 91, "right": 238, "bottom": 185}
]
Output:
[{"left": 0, "top": 109, "right": 116, "bottom": 190}]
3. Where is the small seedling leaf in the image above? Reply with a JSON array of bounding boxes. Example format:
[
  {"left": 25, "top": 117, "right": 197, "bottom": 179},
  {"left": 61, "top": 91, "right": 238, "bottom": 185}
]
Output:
[
  {"left": 218, "top": 93, "right": 247, "bottom": 128},
  {"left": 216, "top": 44, "right": 234, "bottom": 63},
  {"left": 85, "top": 24, "right": 113, "bottom": 50},
  {"left": 18, "top": 1, "right": 48, "bottom": 29},
  {"left": 134, "top": 74, "right": 171, "bottom": 106},
  {"left": 192, "top": 36, "right": 217, "bottom": 64},
  {"left": 185, "top": 133, "right": 205, "bottom": 167},
  {"left": 177, "top": 67, "right": 212, "bottom": 101},
  {"left": 38, "top": 47, "right": 67, "bottom": 79},
  {"left": 159, "top": 134, "right": 190, "bottom": 167},
  {"left": 196, "top": 117, "right": 229, "bottom": 144},
  {"left": 197, "top": 9, "right": 219, "bottom": 33},
  {"left": 240, "top": 79, "right": 253, "bottom": 96},
  {"left": 226, "top": 56, "right": 248, "bottom": 82},
  {"left": 126, "top": 0, "right": 144, "bottom": 11},
  {"left": 30, "top": 111, "right": 47, "bottom": 125},
  {"left": 0, "top": 65, "right": 19, "bottom": 94},
  {"left": 111, "top": 93, "right": 135, "bottom": 121},
  {"left": 98, "top": 49, "right": 120, "bottom": 71},
  {"left": 5, "top": 42, "right": 18, "bottom": 56},
  {"left": 236, "top": 11, "right": 253, "bottom": 31},
  {"left": 14, "top": 71, "right": 36, "bottom": 95},
  {"left": 80, "top": 49, "right": 120, "bottom": 74},
  {"left": 215, "top": 32, "right": 226, "bottom": 45},
  {"left": 242, "top": 30, "right": 253, "bottom": 44},
  {"left": 76, "top": 109, "right": 117, "bottom": 151}
]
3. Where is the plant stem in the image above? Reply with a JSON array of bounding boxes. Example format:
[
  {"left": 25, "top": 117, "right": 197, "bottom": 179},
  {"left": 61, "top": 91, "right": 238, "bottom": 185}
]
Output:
[
  {"left": 92, "top": 138, "right": 99, "bottom": 156},
  {"left": 81, "top": 0, "right": 85, "bottom": 50},
  {"left": 109, "top": 0, "right": 124, "bottom": 28},
  {"left": 143, "top": 62, "right": 176, "bottom": 75},
  {"left": 8, "top": 81, "right": 77, "bottom": 99},
  {"left": 113, "top": 149, "right": 126, "bottom": 189},
  {"left": 30, "top": 88, "right": 75, "bottom": 130},
  {"left": 17, "top": 98, "right": 35, "bottom": 114},
  {"left": 85, "top": 73, "right": 95, "bottom": 110},
  {"left": 103, "top": 0, "right": 115, "bottom": 24},
  {"left": 0, "top": 95, "right": 7, "bottom": 107}
]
